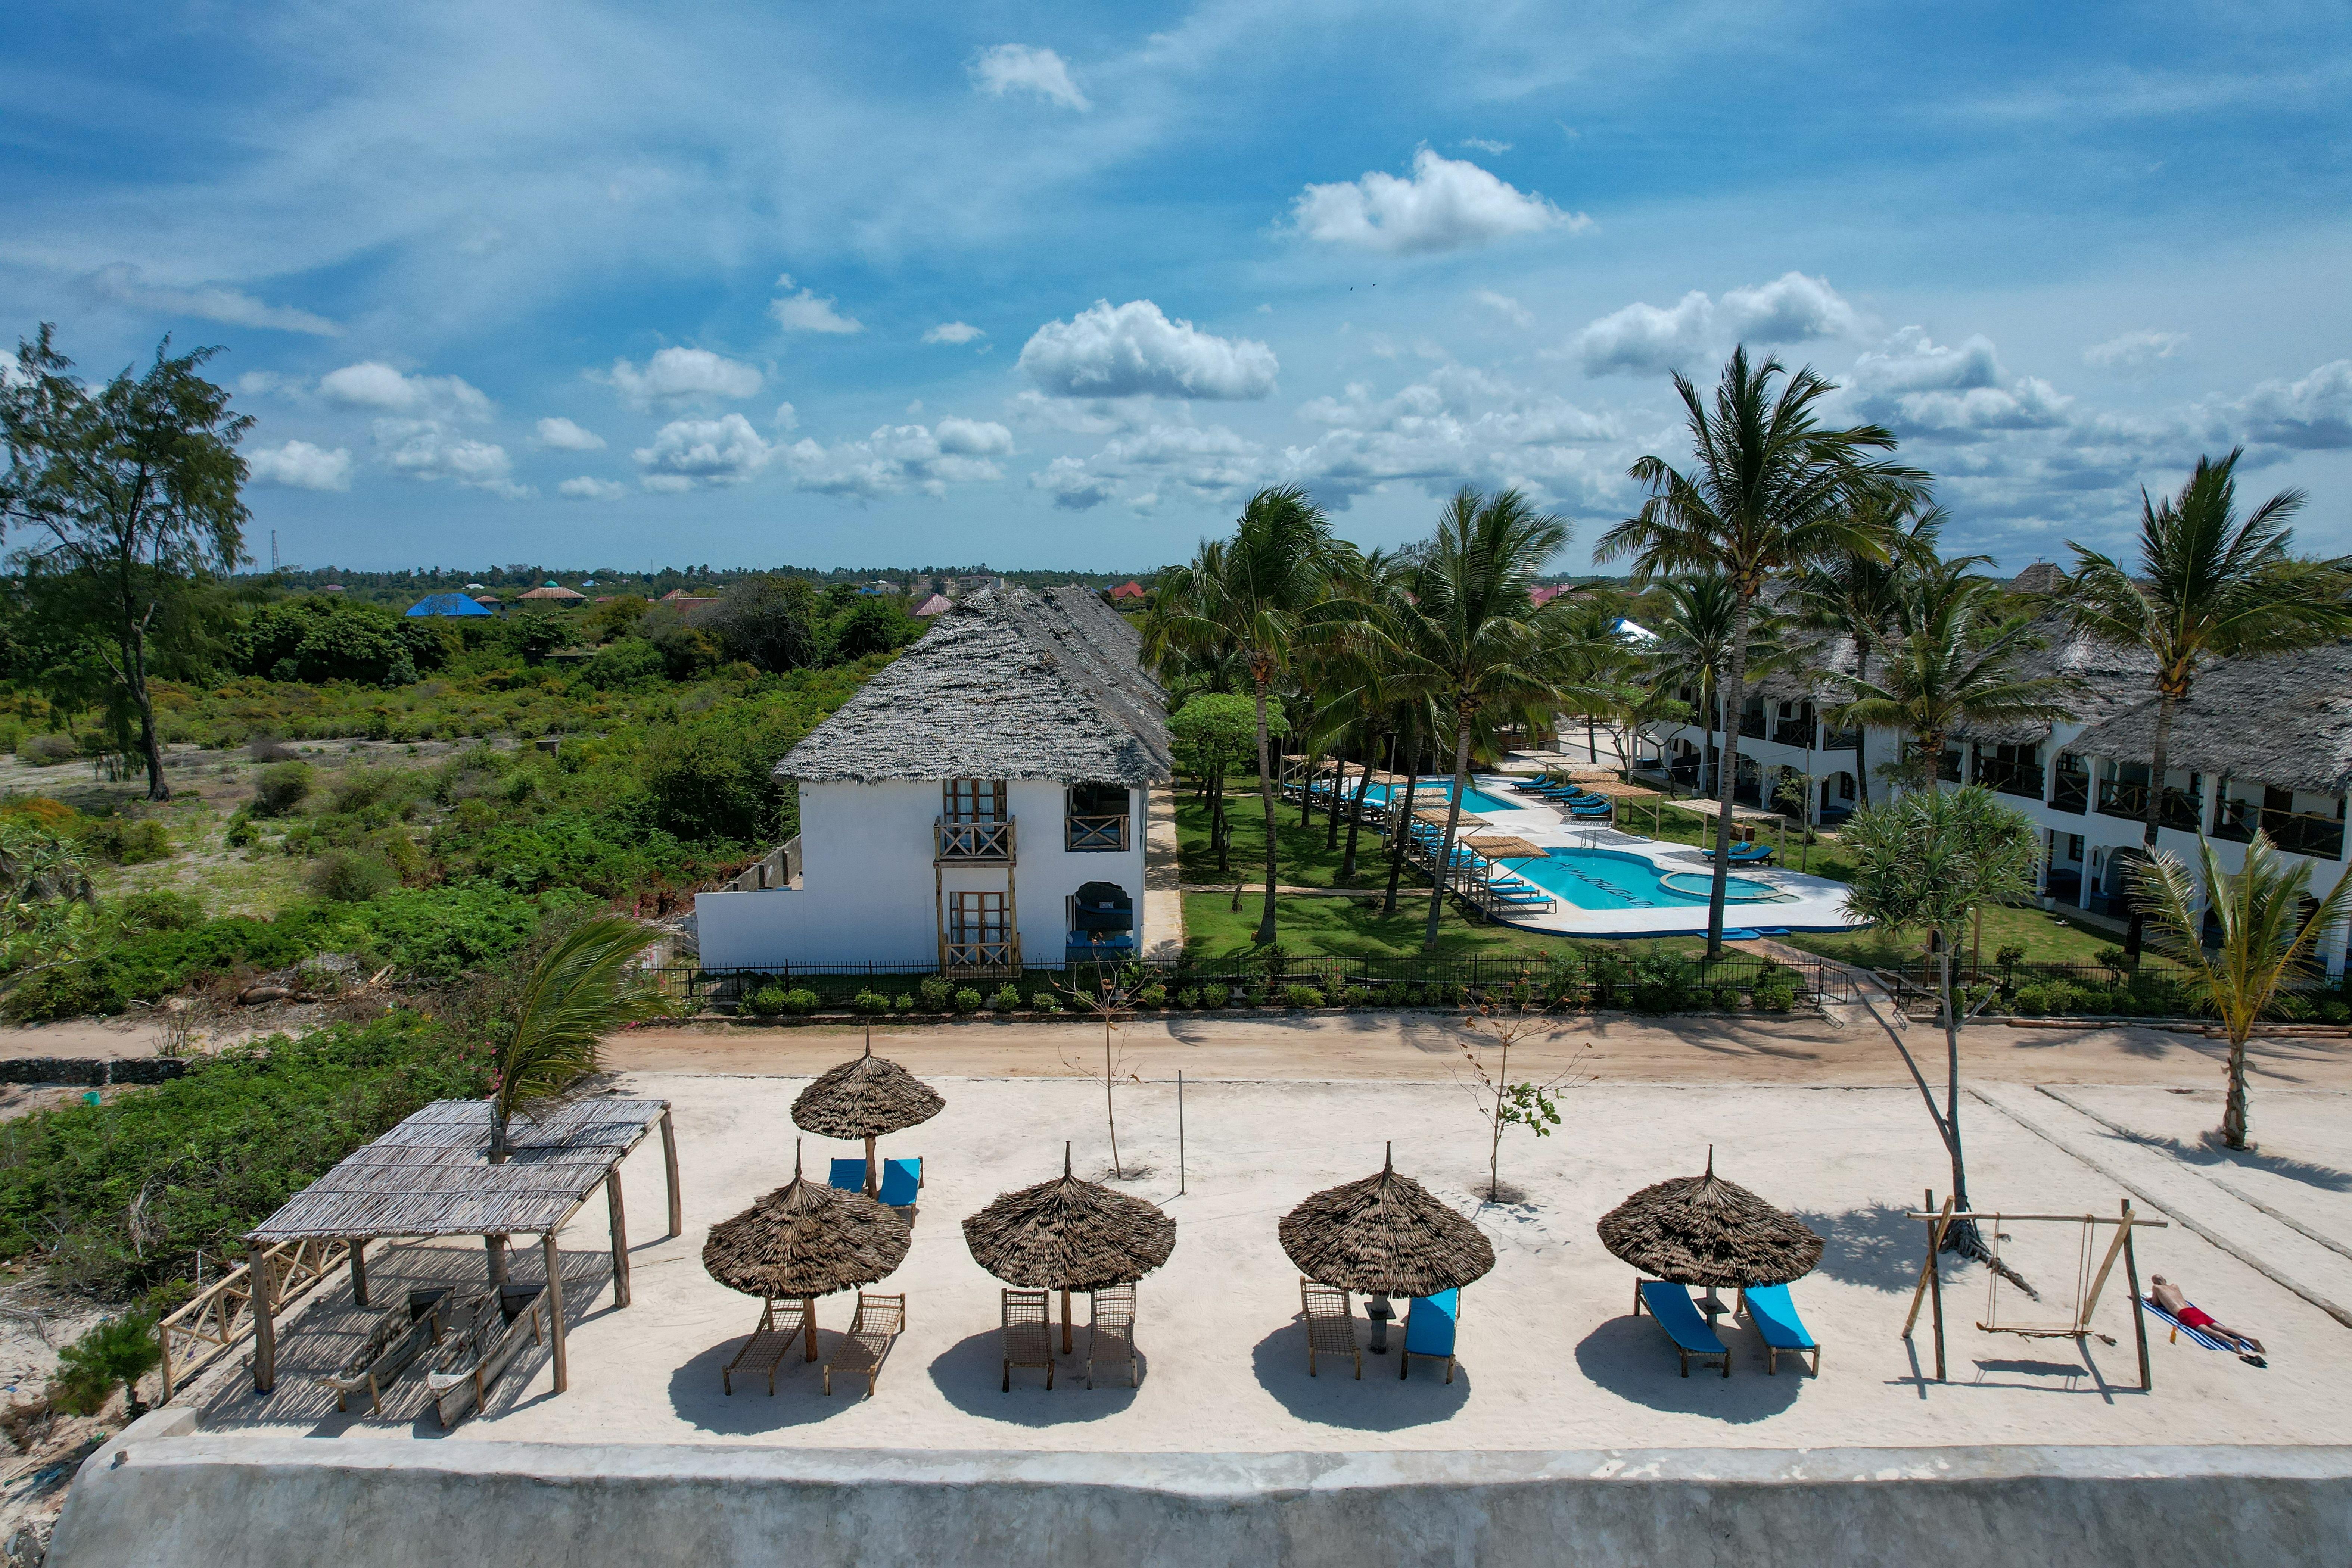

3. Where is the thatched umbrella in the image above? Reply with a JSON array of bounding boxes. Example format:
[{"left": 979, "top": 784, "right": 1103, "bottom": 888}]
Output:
[
  {"left": 962, "top": 1143, "right": 1176, "bottom": 1354},
  {"left": 703, "top": 1141, "right": 911, "bottom": 1362},
  {"left": 1596, "top": 1148, "right": 1823, "bottom": 1312},
  {"left": 1278, "top": 1143, "right": 1495, "bottom": 1353},
  {"left": 791, "top": 1029, "right": 946, "bottom": 1195}
]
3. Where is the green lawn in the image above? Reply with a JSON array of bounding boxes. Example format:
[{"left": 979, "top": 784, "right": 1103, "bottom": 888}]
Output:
[{"left": 1777, "top": 902, "right": 2126, "bottom": 970}]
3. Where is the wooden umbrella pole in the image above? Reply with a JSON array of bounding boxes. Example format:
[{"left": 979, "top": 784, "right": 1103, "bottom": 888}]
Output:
[
  {"left": 1061, "top": 1288, "right": 1073, "bottom": 1355},
  {"left": 865, "top": 1134, "right": 878, "bottom": 1198},
  {"left": 803, "top": 1295, "right": 819, "bottom": 1361},
  {"left": 660, "top": 1106, "right": 683, "bottom": 1238},
  {"left": 2122, "top": 1199, "right": 2152, "bottom": 1392},
  {"left": 248, "top": 1239, "right": 278, "bottom": 1394}
]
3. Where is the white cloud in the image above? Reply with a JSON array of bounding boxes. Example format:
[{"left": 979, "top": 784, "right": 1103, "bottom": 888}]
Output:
[
  {"left": 1019, "top": 299, "right": 1278, "bottom": 400},
  {"left": 1283, "top": 365, "right": 1624, "bottom": 506},
  {"left": 968, "top": 44, "right": 1089, "bottom": 110},
  {"left": 1289, "top": 149, "right": 1584, "bottom": 256},
  {"left": 598, "top": 347, "right": 763, "bottom": 411},
  {"left": 933, "top": 417, "right": 1014, "bottom": 456},
  {"left": 632, "top": 413, "right": 772, "bottom": 488},
  {"left": 923, "top": 321, "right": 986, "bottom": 345},
  {"left": 76, "top": 262, "right": 342, "bottom": 336},
  {"left": 1572, "top": 272, "right": 1860, "bottom": 375},
  {"left": 2227, "top": 360, "right": 2352, "bottom": 450},
  {"left": 246, "top": 440, "right": 352, "bottom": 491},
  {"left": 1457, "top": 138, "right": 1513, "bottom": 154},
  {"left": 783, "top": 421, "right": 1009, "bottom": 499},
  {"left": 1030, "top": 456, "right": 1116, "bottom": 511},
  {"left": 558, "top": 476, "right": 627, "bottom": 501},
  {"left": 376, "top": 420, "right": 528, "bottom": 498},
  {"left": 2084, "top": 329, "right": 2190, "bottom": 370},
  {"left": 320, "top": 362, "right": 492, "bottom": 420},
  {"left": 769, "top": 275, "right": 862, "bottom": 335},
  {"left": 771, "top": 401, "right": 799, "bottom": 431},
  {"left": 535, "top": 416, "right": 605, "bottom": 451},
  {"left": 1473, "top": 290, "right": 1533, "bottom": 328},
  {"left": 1844, "top": 328, "right": 2072, "bottom": 437}
]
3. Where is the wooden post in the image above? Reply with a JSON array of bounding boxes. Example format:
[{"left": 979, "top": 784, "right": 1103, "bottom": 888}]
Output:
[
  {"left": 543, "top": 1232, "right": 568, "bottom": 1394},
  {"left": 485, "top": 1234, "right": 510, "bottom": 1286},
  {"left": 865, "top": 1133, "right": 878, "bottom": 1198},
  {"left": 606, "top": 1169, "right": 631, "bottom": 1309},
  {"left": 348, "top": 1238, "right": 369, "bottom": 1309},
  {"left": 1929, "top": 1219, "right": 1947, "bottom": 1384},
  {"left": 248, "top": 1240, "right": 277, "bottom": 1395},
  {"left": 2122, "top": 1199, "right": 2152, "bottom": 1392},
  {"left": 1061, "top": 1287, "right": 1073, "bottom": 1355},
  {"left": 660, "top": 1109, "right": 683, "bottom": 1238},
  {"left": 802, "top": 1296, "right": 818, "bottom": 1361}
]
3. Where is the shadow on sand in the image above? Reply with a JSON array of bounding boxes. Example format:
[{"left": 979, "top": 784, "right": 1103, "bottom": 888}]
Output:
[
  {"left": 1572, "top": 1313, "right": 1805, "bottom": 1420},
  {"left": 1247, "top": 1318, "right": 1469, "bottom": 1430},
  {"left": 926, "top": 1328, "right": 1143, "bottom": 1421},
  {"left": 664, "top": 1328, "right": 882, "bottom": 1434},
  {"left": 1792, "top": 1205, "right": 1933, "bottom": 1293}
]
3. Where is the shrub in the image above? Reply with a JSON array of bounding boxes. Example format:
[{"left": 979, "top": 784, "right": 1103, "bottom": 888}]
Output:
[
  {"left": 1283, "top": 983, "right": 1326, "bottom": 1009},
  {"left": 952, "top": 987, "right": 983, "bottom": 1014},
  {"left": 2321, "top": 999, "right": 2351, "bottom": 1025},
  {"left": 2093, "top": 945, "right": 2132, "bottom": 975},
  {"left": 852, "top": 989, "right": 890, "bottom": 1015},
  {"left": 1135, "top": 984, "right": 1167, "bottom": 1007},
  {"left": 223, "top": 809, "right": 257, "bottom": 848},
  {"left": 115, "top": 891, "right": 202, "bottom": 933},
  {"left": 1995, "top": 944, "right": 2028, "bottom": 969},
  {"left": 79, "top": 817, "right": 173, "bottom": 865},
  {"left": 918, "top": 977, "right": 953, "bottom": 1011},
  {"left": 308, "top": 851, "right": 398, "bottom": 903},
  {"left": 744, "top": 984, "right": 788, "bottom": 1017},
  {"left": 781, "top": 988, "right": 820, "bottom": 1015},
  {"left": 893, "top": 993, "right": 913, "bottom": 1011},
  {"left": 1201, "top": 984, "right": 1230, "bottom": 1009},
  {"left": 22, "top": 733, "right": 79, "bottom": 766},
  {"left": 1175, "top": 988, "right": 1201, "bottom": 1009},
  {"left": 990, "top": 982, "right": 1022, "bottom": 1011},
  {"left": 1343, "top": 985, "right": 1371, "bottom": 1007},
  {"left": 252, "top": 761, "right": 313, "bottom": 817},
  {"left": 1752, "top": 980, "right": 1798, "bottom": 1013},
  {"left": 1033, "top": 991, "right": 1064, "bottom": 1013},
  {"left": 50, "top": 1312, "right": 162, "bottom": 1417}
]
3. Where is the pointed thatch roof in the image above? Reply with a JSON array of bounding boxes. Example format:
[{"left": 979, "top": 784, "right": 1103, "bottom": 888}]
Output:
[
  {"left": 1278, "top": 1145, "right": 1496, "bottom": 1298},
  {"left": 1595, "top": 1151, "right": 1822, "bottom": 1288},
  {"left": 961, "top": 1145, "right": 1176, "bottom": 1291},
  {"left": 790, "top": 1036, "right": 945, "bottom": 1140},
  {"left": 2063, "top": 642, "right": 2352, "bottom": 797},
  {"left": 702, "top": 1144, "right": 910, "bottom": 1300}
]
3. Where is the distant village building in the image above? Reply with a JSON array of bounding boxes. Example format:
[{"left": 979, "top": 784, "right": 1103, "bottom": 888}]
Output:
[
  {"left": 696, "top": 586, "right": 1172, "bottom": 973},
  {"left": 912, "top": 593, "right": 953, "bottom": 618},
  {"left": 404, "top": 593, "right": 493, "bottom": 618},
  {"left": 659, "top": 589, "right": 722, "bottom": 611},
  {"left": 1110, "top": 581, "right": 1147, "bottom": 603},
  {"left": 320, "top": 584, "right": 345, "bottom": 594},
  {"left": 518, "top": 585, "right": 587, "bottom": 603}
]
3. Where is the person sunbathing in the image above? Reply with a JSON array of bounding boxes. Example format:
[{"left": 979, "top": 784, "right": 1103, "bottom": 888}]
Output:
[{"left": 2149, "top": 1275, "right": 2265, "bottom": 1358}]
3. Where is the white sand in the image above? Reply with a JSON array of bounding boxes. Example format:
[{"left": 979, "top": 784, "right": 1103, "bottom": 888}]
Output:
[{"left": 188, "top": 1069, "right": 2352, "bottom": 1453}]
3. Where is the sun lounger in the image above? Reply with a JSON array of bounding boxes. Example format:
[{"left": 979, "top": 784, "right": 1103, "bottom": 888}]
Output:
[
  {"left": 426, "top": 1284, "right": 547, "bottom": 1426},
  {"left": 1088, "top": 1284, "right": 1138, "bottom": 1388},
  {"left": 1635, "top": 1280, "right": 1730, "bottom": 1377},
  {"left": 1399, "top": 1289, "right": 1460, "bottom": 1382},
  {"left": 723, "top": 1297, "right": 812, "bottom": 1394},
  {"left": 1300, "top": 1278, "right": 1361, "bottom": 1379},
  {"left": 320, "top": 1288, "right": 450, "bottom": 1415},
  {"left": 1001, "top": 1287, "right": 1054, "bottom": 1391},
  {"left": 828, "top": 1157, "right": 867, "bottom": 1194},
  {"left": 2139, "top": 1294, "right": 2266, "bottom": 1364},
  {"left": 876, "top": 1156, "right": 923, "bottom": 1208},
  {"left": 1704, "top": 844, "right": 1776, "bottom": 864},
  {"left": 1737, "top": 1283, "right": 1819, "bottom": 1375},
  {"left": 823, "top": 1291, "right": 906, "bottom": 1397}
]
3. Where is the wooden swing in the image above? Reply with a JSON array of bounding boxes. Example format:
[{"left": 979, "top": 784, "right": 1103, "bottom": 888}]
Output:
[{"left": 1901, "top": 1192, "right": 2166, "bottom": 1390}]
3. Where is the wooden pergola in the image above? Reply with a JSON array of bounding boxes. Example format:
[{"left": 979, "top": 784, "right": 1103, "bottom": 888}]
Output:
[
  {"left": 242, "top": 1097, "right": 681, "bottom": 1396},
  {"left": 1572, "top": 778, "right": 1666, "bottom": 835},
  {"left": 1661, "top": 796, "right": 1787, "bottom": 853}
]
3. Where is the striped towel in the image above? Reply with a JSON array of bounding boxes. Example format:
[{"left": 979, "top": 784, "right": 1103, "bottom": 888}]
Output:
[{"left": 2138, "top": 1296, "right": 2236, "bottom": 1353}]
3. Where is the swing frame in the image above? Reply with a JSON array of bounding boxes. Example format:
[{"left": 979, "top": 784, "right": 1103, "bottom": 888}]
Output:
[{"left": 1900, "top": 1194, "right": 2166, "bottom": 1391}]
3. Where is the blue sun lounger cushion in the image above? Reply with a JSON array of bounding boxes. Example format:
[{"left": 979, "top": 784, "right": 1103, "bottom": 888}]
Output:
[
  {"left": 1636, "top": 1280, "right": 1730, "bottom": 1378},
  {"left": 828, "top": 1158, "right": 867, "bottom": 1194},
  {"left": 878, "top": 1156, "right": 923, "bottom": 1208},
  {"left": 1738, "top": 1284, "right": 1819, "bottom": 1375},
  {"left": 1400, "top": 1288, "right": 1460, "bottom": 1382}
]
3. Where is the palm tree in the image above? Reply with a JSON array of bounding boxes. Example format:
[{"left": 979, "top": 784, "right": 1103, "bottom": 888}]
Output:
[
  {"left": 1790, "top": 496, "right": 1964, "bottom": 805},
  {"left": 489, "top": 918, "right": 675, "bottom": 1162},
  {"left": 1385, "top": 487, "right": 1600, "bottom": 950},
  {"left": 1841, "top": 561, "right": 2078, "bottom": 789},
  {"left": 2066, "top": 449, "right": 2352, "bottom": 957},
  {"left": 1649, "top": 574, "right": 1792, "bottom": 797},
  {"left": 2137, "top": 835, "right": 2352, "bottom": 1149},
  {"left": 1147, "top": 487, "right": 1345, "bottom": 947},
  {"left": 1597, "top": 347, "right": 1923, "bottom": 957}
]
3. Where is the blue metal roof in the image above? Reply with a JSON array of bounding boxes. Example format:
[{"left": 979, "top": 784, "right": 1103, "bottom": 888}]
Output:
[{"left": 405, "top": 593, "right": 494, "bottom": 617}]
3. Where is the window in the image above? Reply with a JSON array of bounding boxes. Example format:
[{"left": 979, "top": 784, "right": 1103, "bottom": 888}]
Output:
[
  {"left": 943, "top": 779, "right": 1007, "bottom": 823},
  {"left": 2067, "top": 834, "right": 2084, "bottom": 862},
  {"left": 1839, "top": 773, "right": 1856, "bottom": 801},
  {"left": 1065, "top": 782, "right": 1130, "bottom": 852}
]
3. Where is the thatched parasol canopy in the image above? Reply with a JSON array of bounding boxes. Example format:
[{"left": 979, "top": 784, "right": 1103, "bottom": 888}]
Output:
[
  {"left": 791, "top": 1035, "right": 945, "bottom": 1141},
  {"left": 1279, "top": 1144, "right": 1495, "bottom": 1299},
  {"left": 962, "top": 1145, "right": 1176, "bottom": 1291},
  {"left": 1595, "top": 1150, "right": 1823, "bottom": 1288},
  {"left": 702, "top": 1143, "right": 910, "bottom": 1300}
]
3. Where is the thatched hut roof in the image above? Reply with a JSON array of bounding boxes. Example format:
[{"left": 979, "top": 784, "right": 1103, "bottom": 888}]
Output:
[
  {"left": 702, "top": 1144, "right": 910, "bottom": 1300},
  {"left": 961, "top": 1145, "right": 1176, "bottom": 1291},
  {"left": 790, "top": 1036, "right": 945, "bottom": 1140},
  {"left": 1595, "top": 1151, "right": 1822, "bottom": 1288},
  {"left": 1278, "top": 1145, "right": 1495, "bottom": 1298},
  {"left": 2065, "top": 642, "right": 2352, "bottom": 797}
]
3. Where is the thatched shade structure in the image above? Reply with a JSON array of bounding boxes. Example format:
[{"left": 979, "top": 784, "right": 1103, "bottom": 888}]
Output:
[
  {"left": 791, "top": 1031, "right": 945, "bottom": 1195},
  {"left": 962, "top": 1144, "right": 1176, "bottom": 1353},
  {"left": 1279, "top": 1144, "right": 1495, "bottom": 1300},
  {"left": 703, "top": 1142, "right": 911, "bottom": 1363},
  {"left": 1595, "top": 1150, "right": 1823, "bottom": 1290}
]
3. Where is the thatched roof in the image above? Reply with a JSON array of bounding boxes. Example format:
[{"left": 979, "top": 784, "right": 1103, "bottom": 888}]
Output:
[
  {"left": 702, "top": 1145, "right": 910, "bottom": 1300},
  {"left": 790, "top": 1036, "right": 945, "bottom": 1140},
  {"left": 1465, "top": 836, "right": 1545, "bottom": 860},
  {"left": 1278, "top": 1145, "right": 1496, "bottom": 1297},
  {"left": 961, "top": 1145, "right": 1176, "bottom": 1291},
  {"left": 1946, "top": 608, "right": 2157, "bottom": 748},
  {"left": 779, "top": 585, "right": 1172, "bottom": 785},
  {"left": 1595, "top": 1152, "right": 1822, "bottom": 1288},
  {"left": 2066, "top": 642, "right": 2352, "bottom": 797}
]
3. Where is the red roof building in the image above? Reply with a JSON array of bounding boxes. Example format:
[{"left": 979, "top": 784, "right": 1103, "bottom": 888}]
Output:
[{"left": 1110, "top": 581, "right": 1147, "bottom": 602}]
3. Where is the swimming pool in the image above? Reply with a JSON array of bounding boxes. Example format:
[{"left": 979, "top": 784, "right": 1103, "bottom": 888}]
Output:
[
  {"left": 1496, "top": 848, "right": 1781, "bottom": 911},
  {"left": 1361, "top": 779, "right": 1516, "bottom": 816}
]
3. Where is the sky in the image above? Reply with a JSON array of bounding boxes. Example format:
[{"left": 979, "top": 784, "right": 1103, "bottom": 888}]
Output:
[{"left": 5, "top": 1, "right": 2350, "bottom": 577}]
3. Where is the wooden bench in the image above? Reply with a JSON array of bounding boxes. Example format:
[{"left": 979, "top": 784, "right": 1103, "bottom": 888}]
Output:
[
  {"left": 320, "top": 1288, "right": 450, "bottom": 1415},
  {"left": 822, "top": 1293, "right": 906, "bottom": 1398},
  {"left": 426, "top": 1285, "right": 545, "bottom": 1426},
  {"left": 1001, "top": 1288, "right": 1054, "bottom": 1391},
  {"left": 722, "top": 1299, "right": 810, "bottom": 1395}
]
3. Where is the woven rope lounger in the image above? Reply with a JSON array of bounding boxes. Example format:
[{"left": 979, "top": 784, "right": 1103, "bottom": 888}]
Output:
[
  {"left": 723, "top": 1298, "right": 812, "bottom": 1395},
  {"left": 1088, "top": 1284, "right": 1138, "bottom": 1389},
  {"left": 823, "top": 1292, "right": 906, "bottom": 1397},
  {"left": 1300, "top": 1278, "right": 1361, "bottom": 1379},
  {"left": 1001, "top": 1287, "right": 1054, "bottom": 1391}
]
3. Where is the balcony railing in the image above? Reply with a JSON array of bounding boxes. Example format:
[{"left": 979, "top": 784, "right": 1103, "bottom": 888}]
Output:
[
  {"left": 2214, "top": 800, "right": 2346, "bottom": 860},
  {"left": 1737, "top": 712, "right": 1767, "bottom": 740},
  {"left": 1975, "top": 758, "right": 2045, "bottom": 801},
  {"left": 1771, "top": 720, "right": 1816, "bottom": 748},
  {"left": 2050, "top": 770, "right": 2089, "bottom": 815},
  {"left": 2096, "top": 779, "right": 2202, "bottom": 832},
  {"left": 935, "top": 817, "right": 1016, "bottom": 863},
  {"left": 940, "top": 934, "right": 1020, "bottom": 971},
  {"left": 1821, "top": 729, "right": 1861, "bottom": 752},
  {"left": 1937, "top": 750, "right": 1961, "bottom": 784},
  {"left": 1066, "top": 813, "right": 1130, "bottom": 852}
]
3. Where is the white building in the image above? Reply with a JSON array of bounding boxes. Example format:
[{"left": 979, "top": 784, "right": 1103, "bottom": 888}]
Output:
[{"left": 694, "top": 585, "right": 1172, "bottom": 973}]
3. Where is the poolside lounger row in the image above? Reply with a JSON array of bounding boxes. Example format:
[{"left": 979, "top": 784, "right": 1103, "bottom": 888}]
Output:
[
  {"left": 1297, "top": 1279, "right": 1461, "bottom": 1382},
  {"left": 1633, "top": 1279, "right": 1819, "bottom": 1377},
  {"left": 1702, "top": 841, "right": 1777, "bottom": 865}
]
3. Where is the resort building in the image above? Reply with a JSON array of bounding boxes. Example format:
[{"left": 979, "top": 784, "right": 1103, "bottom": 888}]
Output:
[{"left": 694, "top": 585, "right": 1172, "bottom": 973}]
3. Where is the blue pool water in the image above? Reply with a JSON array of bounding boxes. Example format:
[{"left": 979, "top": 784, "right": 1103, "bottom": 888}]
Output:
[
  {"left": 1497, "top": 848, "right": 1779, "bottom": 911},
  {"left": 1361, "top": 779, "right": 1515, "bottom": 816}
]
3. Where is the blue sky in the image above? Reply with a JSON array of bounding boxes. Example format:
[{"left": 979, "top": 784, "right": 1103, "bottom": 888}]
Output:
[{"left": 6, "top": 0, "right": 2349, "bottom": 574}]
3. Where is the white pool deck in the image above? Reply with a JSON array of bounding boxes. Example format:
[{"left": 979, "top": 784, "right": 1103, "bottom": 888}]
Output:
[{"left": 1443, "top": 775, "right": 1865, "bottom": 939}]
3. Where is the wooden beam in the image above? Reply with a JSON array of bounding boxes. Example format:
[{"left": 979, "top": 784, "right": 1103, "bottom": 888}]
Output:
[
  {"left": 348, "top": 1238, "right": 369, "bottom": 1309},
  {"left": 248, "top": 1240, "right": 277, "bottom": 1395},
  {"left": 543, "top": 1232, "right": 568, "bottom": 1394},
  {"left": 660, "top": 1109, "right": 682, "bottom": 1238},
  {"left": 2122, "top": 1200, "right": 2152, "bottom": 1392},
  {"left": 485, "top": 1234, "right": 510, "bottom": 1286},
  {"left": 606, "top": 1169, "right": 630, "bottom": 1309},
  {"left": 802, "top": 1295, "right": 818, "bottom": 1361},
  {"left": 864, "top": 1132, "right": 878, "bottom": 1198}
]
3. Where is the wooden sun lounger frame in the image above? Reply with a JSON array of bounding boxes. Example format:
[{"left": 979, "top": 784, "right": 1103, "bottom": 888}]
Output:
[
  {"left": 824, "top": 1292, "right": 906, "bottom": 1397},
  {"left": 425, "top": 1284, "right": 546, "bottom": 1428},
  {"left": 1634, "top": 1279, "right": 1730, "bottom": 1378},
  {"left": 1088, "top": 1284, "right": 1138, "bottom": 1389},
  {"left": 1001, "top": 1287, "right": 1055, "bottom": 1391},
  {"left": 1733, "top": 1286, "right": 1821, "bottom": 1376},
  {"left": 319, "top": 1288, "right": 451, "bottom": 1415},
  {"left": 723, "top": 1297, "right": 812, "bottom": 1395},
  {"left": 1300, "top": 1278, "right": 1361, "bottom": 1379}
]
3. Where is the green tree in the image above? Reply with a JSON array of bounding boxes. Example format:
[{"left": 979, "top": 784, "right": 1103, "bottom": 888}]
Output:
[
  {"left": 51, "top": 1310, "right": 162, "bottom": 1417},
  {"left": 489, "top": 918, "right": 673, "bottom": 1162},
  {"left": 833, "top": 595, "right": 921, "bottom": 660},
  {"left": 1649, "top": 574, "right": 1791, "bottom": 796},
  {"left": 710, "top": 574, "right": 822, "bottom": 672},
  {"left": 1168, "top": 692, "right": 1281, "bottom": 875},
  {"left": 1597, "top": 347, "right": 1922, "bottom": 957},
  {"left": 2136, "top": 835, "right": 2352, "bottom": 1149},
  {"left": 2065, "top": 450, "right": 2352, "bottom": 957},
  {"left": 0, "top": 326, "right": 252, "bottom": 799},
  {"left": 1840, "top": 786, "right": 2038, "bottom": 1254}
]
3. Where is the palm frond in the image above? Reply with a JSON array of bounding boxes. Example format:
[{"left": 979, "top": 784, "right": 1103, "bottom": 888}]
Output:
[{"left": 495, "top": 917, "right": 675, "bottom": 1132}]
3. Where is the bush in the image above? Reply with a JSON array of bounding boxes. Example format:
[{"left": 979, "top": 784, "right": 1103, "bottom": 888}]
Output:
[
  {"left": 115, "top": 890, "right": 202, "bottom": 932},
  {"left": 1995, "top": 944, "right": 2028, "bottom": 969},
  {"left": 891, "top": 992, "right": 913, "bottom": 1011},
  {"left": 952, "top": 987, "right": 982, "bottom": 1014},
  {"left": 742, "top": 983, "right": 787, "bottom": 1017},
  {"left": 1033, "top": 991, "right": 1064, "bottom": 1013},
  {"left": 308, "top": 851, "right": 398, "bottom": 903},
  {"left": 50, "top": 1311, "right": 162, "bottom": 1417},
  {"left": 1135, "top": 983, "right": 1167, "bottom": 1007},
  {"left": 79, "top": 817, "right": 173, "bottom": 865},
  {"left": 781, "top": 988, "right": 820, "bottom": 1015},
  {"left": 223, "top": 809, "right": 257, "bottom": 848},
  {"left": 1201, "top": 984, "right": 1229, "bottom": 1009},
  {"left": 252, "top": 761, "right": 313, "bottom": 817},
  {"left": 852, "top": 989, "right": 890, "bottom": 1015},
  {"left": 1283, "top": 983, "right": 1326, "bottom": 1009},
  {"left": 2321, "top": 999, "right": 2351, "bottom": 1024},
  {"left": 990, "top": 982, "right": 1022, "bottom": 1011},
  {"left": 22, "top": 733, "right": 79, "bottom": 766},
  {"left": 1343, "top": 985, "right": 1371, "bottom": 1007},
  {"left": 1752, "top": 981, "right": 1798, "bottom": 1013},
  {"left": 1175, "top": 988, "right": 1201, "bottom": 1009},
  {"left": 918, "top": 977, "right": 953, "bottom": 1011}
]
